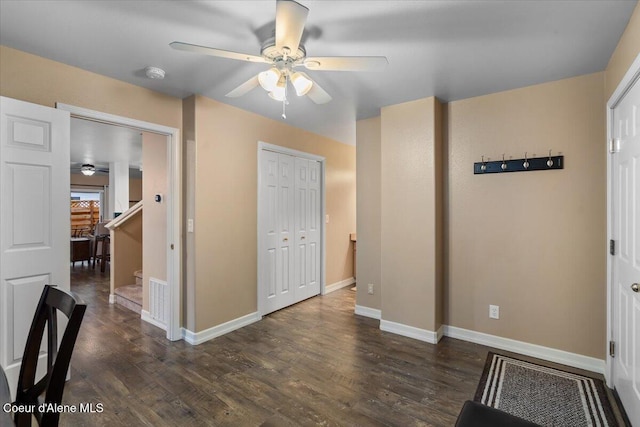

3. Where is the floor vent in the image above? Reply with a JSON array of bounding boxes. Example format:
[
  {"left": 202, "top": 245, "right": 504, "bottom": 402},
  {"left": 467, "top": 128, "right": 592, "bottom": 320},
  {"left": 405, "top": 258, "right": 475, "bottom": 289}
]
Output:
[{"left": 149, "top": 277, "right": 168, "bottom": 327}]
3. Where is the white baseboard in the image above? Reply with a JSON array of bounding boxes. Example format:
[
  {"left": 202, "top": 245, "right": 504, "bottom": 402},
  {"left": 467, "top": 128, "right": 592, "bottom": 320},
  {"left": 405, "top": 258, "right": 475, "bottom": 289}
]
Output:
[
  {"left": 141, "top": 309, "right": 167, "bottom": 331},
  {"left": 108, "top": 294, "right": 116, "bottom": 304},
  {"left": 380, "top": 319, "right": 441, "bottom": 344},
  {"left": 354, "top": 304, "right": 381, "bottom": 320},
  {"left": 443, "top": 325, "right": 605, "bottom": 374},
  {"left": 324, "top": 277, "right": 355, "bottom": 294},
  {"left": 182, "top": 311, "right": 262, "bottom": 345}
]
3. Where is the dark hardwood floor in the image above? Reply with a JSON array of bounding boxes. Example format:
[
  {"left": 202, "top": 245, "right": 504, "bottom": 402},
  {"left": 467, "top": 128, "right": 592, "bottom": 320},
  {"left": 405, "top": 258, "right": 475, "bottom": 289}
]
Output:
[{"left": 62, "top": 265, "right": 621, "bottom": 426}]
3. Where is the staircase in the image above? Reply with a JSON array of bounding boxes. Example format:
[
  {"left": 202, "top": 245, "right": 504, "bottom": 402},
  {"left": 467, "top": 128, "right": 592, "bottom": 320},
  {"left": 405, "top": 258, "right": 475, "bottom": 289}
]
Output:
[{"left": 114, "top": 270, "right": 142, "bottom": 314}]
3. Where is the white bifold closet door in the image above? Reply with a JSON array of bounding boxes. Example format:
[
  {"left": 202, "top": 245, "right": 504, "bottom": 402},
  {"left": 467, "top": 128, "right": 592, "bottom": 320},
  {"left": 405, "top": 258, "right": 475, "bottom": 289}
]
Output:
[{"left": 260, "top": 150, "right": 321, "bottom": 315}]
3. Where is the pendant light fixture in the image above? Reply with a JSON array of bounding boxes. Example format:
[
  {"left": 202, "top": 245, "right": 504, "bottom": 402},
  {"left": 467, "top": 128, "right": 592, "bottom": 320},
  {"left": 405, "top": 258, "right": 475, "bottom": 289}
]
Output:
[{"left": 80, "top": 164, "right": 96, "bottom": 176}]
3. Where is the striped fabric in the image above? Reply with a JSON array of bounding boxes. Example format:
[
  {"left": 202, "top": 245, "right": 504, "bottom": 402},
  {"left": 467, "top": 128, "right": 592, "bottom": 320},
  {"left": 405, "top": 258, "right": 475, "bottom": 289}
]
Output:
[{"left": 475, "top": 353, "right": 617, "bottom": 427}]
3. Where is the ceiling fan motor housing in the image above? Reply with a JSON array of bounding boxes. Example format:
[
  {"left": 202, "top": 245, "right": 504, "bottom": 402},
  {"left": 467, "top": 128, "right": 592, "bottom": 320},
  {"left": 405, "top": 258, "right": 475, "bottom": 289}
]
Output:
[{"left": 261, "top": 37, "right": 306, "bottom": 64}]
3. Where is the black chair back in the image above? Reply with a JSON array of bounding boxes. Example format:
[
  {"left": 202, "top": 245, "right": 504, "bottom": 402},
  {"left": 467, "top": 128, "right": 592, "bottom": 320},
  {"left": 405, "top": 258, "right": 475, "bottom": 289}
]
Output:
[{"left": 14, "top": 285, "right": 86, "bottom": 427}]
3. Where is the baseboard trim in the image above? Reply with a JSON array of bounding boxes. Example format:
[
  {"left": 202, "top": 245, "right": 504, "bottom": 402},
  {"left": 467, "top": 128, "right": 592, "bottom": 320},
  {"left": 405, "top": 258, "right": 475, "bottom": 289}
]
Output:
[
  {"left": 141, "top": 309, "right": 167, "bottom": 331},
  {"left": 380, "top": 319, "right": 441, "bottom": 344},
  {"left": 324, "top": 277, "right": 355, "bottom": 294},
  {"left": 443, "top": 325, "right": 605, "bottom": 374},
  {"left": 108, "top": 294, "right": 116, "bottom": 304},
  {"left": 182, "top": 311, "right": 262, "bottom": 345},
  {"left": 354, "top": 305, "right": 381, "bottom": 320}
]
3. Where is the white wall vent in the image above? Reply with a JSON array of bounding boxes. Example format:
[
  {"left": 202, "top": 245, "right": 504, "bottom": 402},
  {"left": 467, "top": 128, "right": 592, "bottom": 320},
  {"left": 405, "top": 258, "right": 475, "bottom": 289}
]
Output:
[{"left": 149, "top": 277, "right": 169, "bottom": 328}]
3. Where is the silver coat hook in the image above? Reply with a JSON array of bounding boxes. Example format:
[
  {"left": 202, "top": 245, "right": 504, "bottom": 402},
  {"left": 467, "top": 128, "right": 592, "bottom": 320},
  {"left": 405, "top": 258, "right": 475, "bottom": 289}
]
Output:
[
  {"left": 501, "top": 154, "right": 507, "bottom": 170},
  {"left": 547, "top": 149, "right": 554, "bottom": 167},
  {"left": 523, "top": 152, "right": 529, "bottom": 169},
  {"left": 481, "top": 155, "right": 487, "bottom": 171}
]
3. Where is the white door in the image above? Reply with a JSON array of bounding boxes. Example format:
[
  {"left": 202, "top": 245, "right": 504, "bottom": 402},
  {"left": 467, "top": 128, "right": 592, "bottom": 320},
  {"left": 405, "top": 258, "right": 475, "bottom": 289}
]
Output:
[
  {"left": 612, "top": 74, "right": 640, "bottom": 425},
  {"left": 0, "top": 96, "right": 70, "bottom": 396},
  {"left": 259, "top": 148, "right": 322, "bottom": 315},
  {"left": 260, "top": 151, "right": 295, "bottom": 313}
]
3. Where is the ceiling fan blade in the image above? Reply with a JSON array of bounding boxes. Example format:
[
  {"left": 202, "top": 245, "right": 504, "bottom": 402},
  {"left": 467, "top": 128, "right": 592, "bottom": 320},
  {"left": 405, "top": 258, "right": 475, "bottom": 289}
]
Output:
[
  {"left": 302, "top": 56, "right": 388, "bottom": 72},
  {"left": 275, "top": 0, "right": 309, "bottom": 54},
  {"left": 170, "top": 41, "right": 267, "bottom": 63},
  {"left": 305, "top": 76, "right": 332, "bottom": 104},
  {"left": 225, "top": 75, "right": 260, "bottom": 98}
]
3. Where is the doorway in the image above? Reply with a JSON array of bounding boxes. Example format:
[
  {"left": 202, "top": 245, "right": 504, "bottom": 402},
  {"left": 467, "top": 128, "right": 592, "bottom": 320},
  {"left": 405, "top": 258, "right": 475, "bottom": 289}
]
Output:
[{"left": 57, "top": 103, "right": 182, "bottom": 341}]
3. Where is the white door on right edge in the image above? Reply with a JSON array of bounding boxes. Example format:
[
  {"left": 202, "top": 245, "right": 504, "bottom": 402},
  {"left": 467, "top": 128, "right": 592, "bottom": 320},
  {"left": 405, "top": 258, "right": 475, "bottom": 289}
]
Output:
[{"left": 612, "top": 71, "right": 640, "bottom": 426}]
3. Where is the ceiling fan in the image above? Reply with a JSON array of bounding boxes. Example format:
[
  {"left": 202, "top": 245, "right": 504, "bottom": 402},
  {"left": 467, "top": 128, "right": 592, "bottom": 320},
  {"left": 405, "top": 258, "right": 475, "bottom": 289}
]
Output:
[
  {"left": 170, "top": 0, "right": 388, "bottom": 118},
  {"left": 70, "top": 164, "right": 108, "bottom": 176}
]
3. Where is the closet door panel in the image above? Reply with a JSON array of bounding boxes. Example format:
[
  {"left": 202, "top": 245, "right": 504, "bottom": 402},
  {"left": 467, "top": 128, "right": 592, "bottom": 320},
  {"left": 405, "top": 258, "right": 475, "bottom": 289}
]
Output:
[
  {"left": 260, "top": 151, "right": 294, "bottom": 314},
  {"left": 278, "top": 154, "right": 295, "bottom": 299},
  {"left": 307, "top": 160, "right": 321, "bottom": 296},
  {"left": 295, "top": 157, "right": 309, "bottom": 296}
]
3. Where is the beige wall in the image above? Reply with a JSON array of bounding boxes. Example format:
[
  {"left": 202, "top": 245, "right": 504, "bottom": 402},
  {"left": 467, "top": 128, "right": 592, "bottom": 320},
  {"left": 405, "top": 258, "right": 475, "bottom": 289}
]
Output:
[
  {"left": 0, "top": 46, "right": 181, "bottom": 130},
  {"left": 356, "top": 74, "right": 606, "bottom": 358},
  {"left": 380, "top": 97, "right": 442, "bottom": 332},
  {"left": 446, "top": 72, "right": 606, "bottom": 358},
  {"left": 129, "top": 178, "right": 142, "bottom": 204},
  {"left": 182, "top": 96, "right": 197, "bottom": 331},
  {"left": 605, "top": 2, "right": 640, "bottom": 100},
  {"left": 192, "top": 95, "right": 356, "bottom": 332},
  {"left": 355, "top": 117, "right": 382, "bottom": 310},
  {"left": 142, "top": 132, "right": 168, "bottom": 312},
  {"left": 71, "top": 173, "right": 108, "bottom": 187},
  {"left": 110, "top": 211, "right": 143, "bottom": 292},
  {"left": 434, "top": 101, "right": 444, "bottom": 328}
]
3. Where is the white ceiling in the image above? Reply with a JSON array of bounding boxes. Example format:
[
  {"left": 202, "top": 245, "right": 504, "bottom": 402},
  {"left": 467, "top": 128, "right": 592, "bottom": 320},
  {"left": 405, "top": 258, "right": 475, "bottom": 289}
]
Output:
[
  {"left": 70, "top": 118, "right": 142, "bottom": 176},
  {"left": 0, "top": 1, "right": 636, "bottom": 145}
]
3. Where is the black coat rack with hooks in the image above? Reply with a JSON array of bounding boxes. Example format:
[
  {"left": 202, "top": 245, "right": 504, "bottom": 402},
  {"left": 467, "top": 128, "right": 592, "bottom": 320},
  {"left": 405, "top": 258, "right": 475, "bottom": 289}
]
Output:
[{"left": 474, "top": 151, "right": 563, "bottom": 175}]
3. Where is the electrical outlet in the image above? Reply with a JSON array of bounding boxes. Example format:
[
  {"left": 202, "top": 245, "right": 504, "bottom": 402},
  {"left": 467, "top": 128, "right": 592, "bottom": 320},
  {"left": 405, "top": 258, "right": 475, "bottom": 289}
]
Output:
[
  {"left": 489, "top": 305, "right": 500, "bottom": 319},
  {"left": 368, "top": 284, "right": 374, "bottom": 295}
]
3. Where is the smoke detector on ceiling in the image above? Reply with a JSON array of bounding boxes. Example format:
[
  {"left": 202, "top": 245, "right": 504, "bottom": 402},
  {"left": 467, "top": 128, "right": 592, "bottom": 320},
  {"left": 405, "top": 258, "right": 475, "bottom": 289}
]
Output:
[{"left": 145, "top": 66, "right": 165, "bottom": 79}]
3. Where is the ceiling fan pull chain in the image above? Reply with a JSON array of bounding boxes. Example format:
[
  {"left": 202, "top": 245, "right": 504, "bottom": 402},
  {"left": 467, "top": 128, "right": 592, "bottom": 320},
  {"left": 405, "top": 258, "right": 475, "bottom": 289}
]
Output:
[
  {"left": 282, "top": 74, "right": 289, "bottom": 119},
  {"left": 285, "top": 73, "right": 289, "bottom": 103}
]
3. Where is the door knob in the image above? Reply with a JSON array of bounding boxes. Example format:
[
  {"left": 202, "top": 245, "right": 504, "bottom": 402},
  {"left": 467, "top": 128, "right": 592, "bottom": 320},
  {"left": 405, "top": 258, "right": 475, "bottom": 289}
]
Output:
[
  {"left": 632, "top": 283, "right": 639, "bottom": 293},
  {"left": 283, "top": 237, "right": 288, "bottom": 242}
]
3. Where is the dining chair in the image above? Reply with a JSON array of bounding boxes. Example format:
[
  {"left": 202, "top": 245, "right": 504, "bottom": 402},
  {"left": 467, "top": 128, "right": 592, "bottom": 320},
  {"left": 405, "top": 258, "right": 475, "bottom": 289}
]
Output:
[
  {"left": 91, "top": 222, "right": 110, "bottom": 272},
  {"left": 13, "top": 285, "right": 86, "bottom": 427}
]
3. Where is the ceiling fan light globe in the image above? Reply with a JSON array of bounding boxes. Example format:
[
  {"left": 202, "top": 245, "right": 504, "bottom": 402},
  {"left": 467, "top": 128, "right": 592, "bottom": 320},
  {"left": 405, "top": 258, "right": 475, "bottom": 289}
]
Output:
[
  {"left": 258, "top": 68, "right": 281, "bottom": 91},
  {"left": 291, "top": 72, "right": 313, "bottom": 96},
  {"left": 269, "top": 86, "right": 286, "bottom": 101}
]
